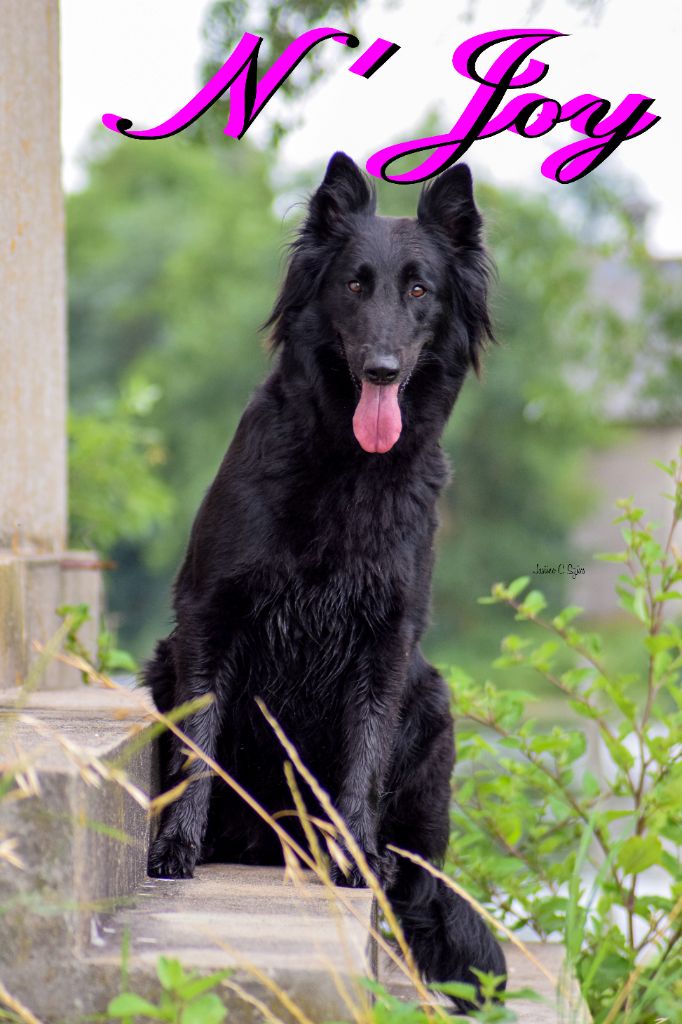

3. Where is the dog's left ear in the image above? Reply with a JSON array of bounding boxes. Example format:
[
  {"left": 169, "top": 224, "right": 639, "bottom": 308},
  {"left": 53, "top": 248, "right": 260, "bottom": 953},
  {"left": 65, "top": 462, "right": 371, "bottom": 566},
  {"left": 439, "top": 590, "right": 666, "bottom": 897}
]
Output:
[
  {"left": 418, "top": 164, "right": 493, "bottom": 373},
  {"left": 417, "top": 164, "right": 483, "bottom": 248},
  {"left": 307, "top": 152, "right": 375, "bottom": 238}
]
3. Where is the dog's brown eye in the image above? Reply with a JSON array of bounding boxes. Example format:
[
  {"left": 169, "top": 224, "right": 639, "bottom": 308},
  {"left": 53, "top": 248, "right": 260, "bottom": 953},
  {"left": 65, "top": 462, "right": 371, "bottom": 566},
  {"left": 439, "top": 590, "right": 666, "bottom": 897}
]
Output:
[
  {"left": 348, "top": 281, "right": 362, "bottom": 294},
  {"left": 409, "top": 284, "right": 426, "bottom": 298}
]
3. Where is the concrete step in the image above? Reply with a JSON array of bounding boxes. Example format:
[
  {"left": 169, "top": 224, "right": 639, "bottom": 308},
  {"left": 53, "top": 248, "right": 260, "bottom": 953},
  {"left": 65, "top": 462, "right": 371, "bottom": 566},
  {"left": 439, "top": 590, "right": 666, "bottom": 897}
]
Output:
[
  {"left": 0, "top": 687, "right": 375, "bottom": 1022},
  {"left": 0, "top": 686, "right": 589, "bottom": 1024},
  {"left": 86, "top": 864, "right": 374, "bottom": 1022}
]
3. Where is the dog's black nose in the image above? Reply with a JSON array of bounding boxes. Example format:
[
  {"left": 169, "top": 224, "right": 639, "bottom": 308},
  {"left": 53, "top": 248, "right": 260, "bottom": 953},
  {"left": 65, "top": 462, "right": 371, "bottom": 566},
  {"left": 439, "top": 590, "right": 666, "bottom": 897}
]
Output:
[{"left": 363, "top": 356, "right": 400, "bottom": 385}]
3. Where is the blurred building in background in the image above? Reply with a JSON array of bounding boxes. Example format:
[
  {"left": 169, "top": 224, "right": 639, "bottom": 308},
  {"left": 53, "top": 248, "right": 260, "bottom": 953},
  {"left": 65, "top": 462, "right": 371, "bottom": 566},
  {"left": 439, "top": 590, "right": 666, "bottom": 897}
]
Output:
[{"left": 573, "top": 257, "right": 682, "bottom": 616}]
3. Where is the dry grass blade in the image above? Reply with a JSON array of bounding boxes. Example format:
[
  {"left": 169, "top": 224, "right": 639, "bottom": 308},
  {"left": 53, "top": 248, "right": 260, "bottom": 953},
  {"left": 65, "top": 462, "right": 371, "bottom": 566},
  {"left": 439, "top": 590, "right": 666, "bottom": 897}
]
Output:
[
  {"left": 284, "top": 760, "right": 325, "bottom": 873},
  {"left": 282, "top": 838, "right": 308, "bottom": 885},
  {"left": 220, "top": 978, "right": 288, "bottom": 1024},
  {"left": 37, "top": 648, "right": 446, "bottom": 1011},
  {"left": 209, "top": 936, "right": 316, "bottom": 1024},
  {"left": 17, "top": 715, "right": 150, "bottom": 810},
  {"left": 320, "top": 957, "right": 370, "bottom": 1024},
  {"left": 272, "top": 809, "right": 337, "bottom": 837},
  {"left": 1, "top": 744, "right": 42, "bottom": 803},
  {"left": 149, "top": 777, "right": 193, "bottom": 815},
  {"left": 255, "top": 698, "right": 442, "bottom": 1014},
  {"left": 0, "top": 979, "right": 44, "bottom": 1024},
  {"left": 43, "top": 647, "right": 119, "bottom": 690},
  {"left": 149, "top": 689, "right": 440, "bottom": 1006},
  {"left": 325, "top": 834, "right": 352, "bottom": 878},
  {"left": 388, "top": 844, "right": 556, "bottom": 986},
  {"left": 0, "top": 835, "right": 25, "bottom": 870},
  {"left": 49, "top": 653, "right": 421, "bottom": 991},
  {"left": 166, "top": 715, "right": 420, "bottom": 999},
  {"left": 0, "top": 620, "right": 73, "bottom": 751},
  {"left": 601, "top": 895, "right": 682, "bottom": 1024},
  {"left": 281, "top": 785, "right": 373, "bottom": 1024}
]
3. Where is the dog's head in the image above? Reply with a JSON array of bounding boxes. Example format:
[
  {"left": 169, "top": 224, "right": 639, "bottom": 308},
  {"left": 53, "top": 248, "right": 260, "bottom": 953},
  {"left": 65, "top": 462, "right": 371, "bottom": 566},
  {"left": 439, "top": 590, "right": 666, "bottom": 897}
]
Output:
[{"left": 268, "top": 152, "right": 493, "bottom": 454}]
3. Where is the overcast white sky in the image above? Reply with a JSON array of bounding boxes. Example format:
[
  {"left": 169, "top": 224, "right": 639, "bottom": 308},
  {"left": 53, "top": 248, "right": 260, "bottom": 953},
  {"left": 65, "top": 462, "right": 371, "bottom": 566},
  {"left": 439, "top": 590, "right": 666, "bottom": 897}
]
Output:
[{"left": 61, "top": 0, "right": 682, "bottom": 256}]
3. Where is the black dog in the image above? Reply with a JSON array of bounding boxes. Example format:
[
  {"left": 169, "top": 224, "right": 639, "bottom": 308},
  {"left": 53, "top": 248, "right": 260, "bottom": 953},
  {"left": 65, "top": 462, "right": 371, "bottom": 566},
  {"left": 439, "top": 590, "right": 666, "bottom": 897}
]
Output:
[{"left": 146, "top": 152, "right": 505, "bottom": 1008}]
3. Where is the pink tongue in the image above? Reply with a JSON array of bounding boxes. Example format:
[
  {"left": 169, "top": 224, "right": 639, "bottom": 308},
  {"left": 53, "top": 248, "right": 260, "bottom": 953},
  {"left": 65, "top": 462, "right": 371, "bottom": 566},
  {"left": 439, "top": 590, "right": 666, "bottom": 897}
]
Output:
[{"left": 352, "top": 381, "right": 402, "bottom": 454}]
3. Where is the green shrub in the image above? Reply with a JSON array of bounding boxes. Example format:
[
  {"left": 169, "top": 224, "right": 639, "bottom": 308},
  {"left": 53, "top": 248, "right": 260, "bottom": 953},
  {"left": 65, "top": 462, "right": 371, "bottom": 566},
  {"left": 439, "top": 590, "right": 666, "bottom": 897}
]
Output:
[{"left": 448, "top": 452, "right": 682, "bottom": 1023}]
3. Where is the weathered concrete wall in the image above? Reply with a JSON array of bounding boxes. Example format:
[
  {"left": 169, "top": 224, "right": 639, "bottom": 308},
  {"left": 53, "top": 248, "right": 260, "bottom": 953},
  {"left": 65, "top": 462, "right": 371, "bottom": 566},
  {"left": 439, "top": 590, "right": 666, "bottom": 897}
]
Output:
[
  {"left": 0, "top": 0, "right": 67, "bottom": 552},
  {"left": 0, "top": 686, "right": 156, "bottom": 998}
]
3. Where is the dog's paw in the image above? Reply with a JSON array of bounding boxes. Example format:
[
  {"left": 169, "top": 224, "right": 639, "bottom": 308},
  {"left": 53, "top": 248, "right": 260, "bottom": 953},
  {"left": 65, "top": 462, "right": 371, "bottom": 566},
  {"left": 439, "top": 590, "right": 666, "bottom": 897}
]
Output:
[
  {"left": 330, "top": 855, "right": 368, "bottom": 889},
  {"left": 330, "top": 845, "right": 394, "bottom": 889},
  {"left": 147, "top": 830, "right": 198, "bottom": 879}
]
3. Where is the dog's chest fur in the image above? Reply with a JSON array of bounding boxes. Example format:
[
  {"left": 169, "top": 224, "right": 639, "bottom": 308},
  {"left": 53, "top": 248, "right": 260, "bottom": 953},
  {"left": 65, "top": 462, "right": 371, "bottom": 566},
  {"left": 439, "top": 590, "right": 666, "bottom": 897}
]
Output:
[{"left": 200, "top": 442, "right": 446, "bottom": 716}]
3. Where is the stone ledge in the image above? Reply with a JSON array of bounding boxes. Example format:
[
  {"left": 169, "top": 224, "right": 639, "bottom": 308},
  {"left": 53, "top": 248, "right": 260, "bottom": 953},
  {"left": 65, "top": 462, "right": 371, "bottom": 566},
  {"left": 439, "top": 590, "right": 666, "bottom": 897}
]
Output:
[
  {"left": 0, "top": 685, "right": 154, "bottom": 998},
  {"left": 0, "top": 689, "right": 375, "bottom": 1023},
  {"left": 0, "top": 688, "right": 590, "bottom": 1023}
]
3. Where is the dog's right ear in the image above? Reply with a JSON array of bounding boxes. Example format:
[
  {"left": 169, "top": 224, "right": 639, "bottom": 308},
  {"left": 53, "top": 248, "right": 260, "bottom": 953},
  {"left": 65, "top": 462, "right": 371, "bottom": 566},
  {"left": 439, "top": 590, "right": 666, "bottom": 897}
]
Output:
[
  {"left": 306, "top": 152, "right": 375, "bottom": 237},
  {"left": 417, "top": 164, "right": 482, "bottom": 248}
]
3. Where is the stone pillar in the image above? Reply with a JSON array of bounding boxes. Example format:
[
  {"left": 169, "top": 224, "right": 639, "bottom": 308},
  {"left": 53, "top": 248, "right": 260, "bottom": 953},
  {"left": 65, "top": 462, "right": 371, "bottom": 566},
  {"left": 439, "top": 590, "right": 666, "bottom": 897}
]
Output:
[
  {"left": 0, "top": 0, "right": 66, "bottom": 553},
  {"left": 0, "top": 0, "right": 101, "bottom": 688}
]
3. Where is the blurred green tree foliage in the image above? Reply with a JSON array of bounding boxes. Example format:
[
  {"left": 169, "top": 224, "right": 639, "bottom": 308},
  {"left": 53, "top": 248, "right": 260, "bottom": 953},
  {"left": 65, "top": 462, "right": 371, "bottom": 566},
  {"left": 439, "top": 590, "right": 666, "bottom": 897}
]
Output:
[
  {"left": 68, "top": 139, "right": 278, "bottom": 649},
  {"left": 67, "top": 133, "right": 627, "bottom": 661},
  {"left": 376, "top": 177, "right": 613, "bottom": 663}
]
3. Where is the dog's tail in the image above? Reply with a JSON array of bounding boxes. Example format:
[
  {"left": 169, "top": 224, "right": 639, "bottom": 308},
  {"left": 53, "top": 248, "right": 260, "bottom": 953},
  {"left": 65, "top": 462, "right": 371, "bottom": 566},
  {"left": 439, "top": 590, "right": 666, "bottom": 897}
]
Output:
[
  {"left": 144, "top": 635, "right": 178, "bottom": 802},
  {"left": 144, "top": 635, "right": 176, "bottom": 712},
  {"left": 389, "top": 860, "right": 506, "bottom": 1014}
]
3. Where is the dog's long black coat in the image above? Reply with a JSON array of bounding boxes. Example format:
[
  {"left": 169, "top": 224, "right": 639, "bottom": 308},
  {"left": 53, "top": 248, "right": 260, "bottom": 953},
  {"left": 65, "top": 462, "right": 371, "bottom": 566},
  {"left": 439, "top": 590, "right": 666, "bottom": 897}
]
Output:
[{"left": 146, "top": 153, "right": 505, "bottom": 1009}]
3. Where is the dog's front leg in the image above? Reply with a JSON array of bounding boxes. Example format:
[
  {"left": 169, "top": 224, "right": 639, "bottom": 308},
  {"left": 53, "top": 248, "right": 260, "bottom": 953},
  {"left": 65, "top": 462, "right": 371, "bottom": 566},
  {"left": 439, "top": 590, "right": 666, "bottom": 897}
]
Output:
[
  {"left": 147, "top": 631, "right": 229, "bottom": 879},
  {"left": 332, "top": 665, "right": 403, "bottom": 888}
]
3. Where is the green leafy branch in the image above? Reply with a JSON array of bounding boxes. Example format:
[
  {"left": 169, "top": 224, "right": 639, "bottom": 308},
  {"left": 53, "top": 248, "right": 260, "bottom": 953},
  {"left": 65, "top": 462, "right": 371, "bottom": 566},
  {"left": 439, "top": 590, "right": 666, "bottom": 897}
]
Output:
[{"left": 449, "top": 450, "right": 682, "bottom": 1023}]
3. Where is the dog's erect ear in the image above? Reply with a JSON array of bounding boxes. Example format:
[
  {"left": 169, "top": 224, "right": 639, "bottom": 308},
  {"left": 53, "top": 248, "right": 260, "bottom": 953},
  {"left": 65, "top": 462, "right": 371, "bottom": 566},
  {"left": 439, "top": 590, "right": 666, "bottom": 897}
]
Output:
[
  {"left": 307, "top": 152, "right": 375, "bottom": 237},
  {"left": 417, "top": 164, "right": 482, "bottom": 247},
  {"left": 419, "top": 164, "right": 493, "bottom": 374}
]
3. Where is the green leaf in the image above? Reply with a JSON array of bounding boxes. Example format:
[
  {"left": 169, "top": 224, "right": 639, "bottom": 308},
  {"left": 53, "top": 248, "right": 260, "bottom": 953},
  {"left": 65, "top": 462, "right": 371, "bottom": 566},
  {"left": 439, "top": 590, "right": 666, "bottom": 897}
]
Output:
[
  {"left": 632, "top": 588, "right": 649, "bottom": 623},
  {"left": 102, "top": 647, "right": 139, "bottom": 672},
  {"left": 177, "top": 971, "right": 233, "bottom": 1001},
  {"left": 552, "top": 605, "right": 583, "bottom": 630},
  {"left": 616, "top": 586, "right": 635, "bottom": 615},
  {"left": 517, "top": 590, "right": 547, "bottom": 618},
  {"left": 529, "top": 641, "right": 560, "bottom": 670},
  {"left": 653, "top": 459, "right": 675, "bottom": 477},
  {"left": 157, "top": 956, "right": 186, "bottom": 991},
  {"left": 180, "top": 994, "right": 226, "bottom": 1024},
  {"left": 430, "top": 981, "right": 478, "bottom": 1001},
  {"left": 503, "top": 987, "right": 543, "bottom": 1001},
  {"left": 108, "top": 993, "right": 162, "bottom": 1018},
  {"left": 569, "top": 701, "right": 600, "bottom": 720},
  {"left": 582, "top": 771, "right": 601, "bottom": 799},
  {"left": 506, "top": 576, "right": 531, "bottom": 599},
  {"left": 616, "top": 835, "right": 663, "bottom": 875},
  {"left": 57, "top": 602, "right": 91, "bottom": 628},
  {"left": 500, "top": 634, "right": 532, "bottom": 653},
  {"left": 644, "top": 633, "right": 677, "bottom": 654},
  {"left": 603, "top": 733, "right": 635, "bottom": 772},
  {"left": 560, "top": 667, "right": 595, "bottom": 690}
]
